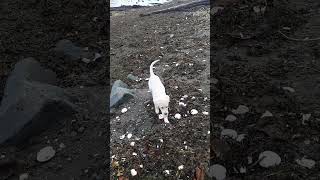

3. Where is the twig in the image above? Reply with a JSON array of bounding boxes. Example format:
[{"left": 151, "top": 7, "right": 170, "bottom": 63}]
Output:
[{"left": 278, "top": 31, "right": 320, "bottom": 41}]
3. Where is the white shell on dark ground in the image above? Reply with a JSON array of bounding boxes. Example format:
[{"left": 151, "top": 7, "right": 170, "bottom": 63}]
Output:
[
  {"left": 130, "top": 169, "right": 137, "bottom": 176},
  {"left": 174, "top": 113, "right": 181, "bottom": 119},
  {"left": 259, "top": 151, "right": 281, "bottom": 168},
  {"left": 37, "top": 146, "right": 56, "bottom": 162},
  {"left": 232, "top": 105, "right": 249, "bottom": 114},
  {"left": 261, "top": 110, "right": 273, "bottom": 118},
  {"left": 121, "top": 108, "right": 127, "bottom": 113},
  {"left": 190, "top": 109, "right": 198, "bottom": 115},
  {"left": 225, "top": 114, "right": 237, "bottom": 122},
  {"left": 221, "top": 129, "right": 238, "bottom": 139},
  {"left": 178, "top": 165, "right": 184, "bottom": 170},
  {"left": 208, "top": 164, "right": 227, "bottom": 180},
  {"left": 295, "top": 157, "right": 316, "bottom": 169}
]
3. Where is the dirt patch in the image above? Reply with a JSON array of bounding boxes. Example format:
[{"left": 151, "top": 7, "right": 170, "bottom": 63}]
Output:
[
  {"left": 110, "top": 1, "right": 210, "bottom": 179},
  {"left": 212, "top": 0, "right": 320, "bottom": 179},
  {"left": 0, "top": 0, "right": 108, "bottom": 179}
]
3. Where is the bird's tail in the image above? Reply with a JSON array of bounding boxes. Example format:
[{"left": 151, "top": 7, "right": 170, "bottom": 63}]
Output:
[{"left": 149, "top": 59, "right": 160, "bottom": 76}]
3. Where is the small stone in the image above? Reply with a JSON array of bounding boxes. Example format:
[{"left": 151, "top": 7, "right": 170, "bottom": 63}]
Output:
[
  {"left": 127, "top": 133, "right": 132, "bottom": 139},
  {"left": 259, "top": 151, "right": 281, "bottom": 168},
  {"left": 174, "top": 113, "right": 181, "bottom": 119},
  {"left": 208, "top": 164, "right": 226, "bottom": 180},
  {"left": 139, "top": 164, "right": 143, "bottom": 168},
  {"left": 248, "top": 156, "right": 253, "bottom": 164},
  {"left": 261, "top": 111, "right": 273, "bottom": 118},
  {"left": 159, "top": 139, "right": 164, "bottom": 143},
  {"left": 37, "top": 146, "right": 56, "bottom": 162},
  {"left": 225, "top": 114, "right": 237, "bottom": 122},
  {"left": 130, "top": 142, "right": 135, "bottom": 146},
  {"left": 178, "top": 165, "right": 184, "bottom": 170},
  {"left": 59, "top": 143, "right": 66, "bottom": 149},
  {"left": 202, "top": 111, "right": 209, "bottom": 115},
  {"left": 132, "top": 152, "right": 137, "bottom": 156},
  {"left": 212, "top": 78, "right": 219, "bottom": 84},
  {"left": 19, "top": 173, "right": 29, "bottom": 180},
  {"left": 169, "top": 34, "right": 174, "bottom": 38},
  {"left": 221, "top": 129, "right": 238, "bottom": 139},
  {"left": 178, "top": 102, "right": 187, "bottom": 107},
  {"left": 182, "top": 95, "right": 188, "bottom": 98},
  {"left": 239, "top": 167, "right": 246, "bottom": 173},
  {"left": 164, "top": 170, "right": 170, "bottom": 175},
  {"left": 121, "top": 108, "right": 128, "bottom": 113},
  {"left": 78, "top": 127, "right": 85, "bottom": 133},
  {"left": 236, "top": 134, "right": 246, "bottom": 142},
  {"left": 190, "top": 109, "right": 198, "bottom": 115},
  {"left": 282, "top": 86, "right": 295, "bottom": 93},
  {"left": 232, "top": 105, "right": 249, "bottom": 114},
  {"left": 119, "top": 135, "right": 125, "bottom": 140},
  {"left": 131, "top": 169, "right": 137, "bottom": 176},
  {"left": 295, "top": 157, "right": 315, "bottom": 169},
  {"left": 302, "top": 113, "right": 311, "bottom": 125}
]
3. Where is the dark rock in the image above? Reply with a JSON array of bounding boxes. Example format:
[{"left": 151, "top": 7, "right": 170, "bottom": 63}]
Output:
[
  {"left": 0, "top": 58, "right": 76, "bottom": 145},
  {"left": 110, "top": 80, "right": 135, "bottom": 108},
  {"left": 53, "top": 39, "right": 95, "bottom": 62},
  {"left": 127, "top": 74, "right": 139, "bottom": 81}
]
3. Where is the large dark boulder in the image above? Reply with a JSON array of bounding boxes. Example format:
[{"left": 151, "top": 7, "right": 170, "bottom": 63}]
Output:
[{"left": 0, "top": 58, "right": 76, "bottom": 145}]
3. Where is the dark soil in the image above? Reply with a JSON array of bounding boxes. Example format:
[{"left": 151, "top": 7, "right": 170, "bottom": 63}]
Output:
[
  {"left": 212, "top": 0, "right": 320, "bottom": 179},
  {"left": 0, "top": 0, "right": 109, "bottom": 179}
]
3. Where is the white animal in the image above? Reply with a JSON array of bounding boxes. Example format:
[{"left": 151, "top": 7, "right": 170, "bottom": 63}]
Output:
[{"left": 148, "top": 60, "right": 170, "bottom": 123}]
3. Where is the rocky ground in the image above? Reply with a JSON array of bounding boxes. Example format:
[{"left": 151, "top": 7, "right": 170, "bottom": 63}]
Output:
[
  {"left": 0, "top": 0, "right": 108, "bottom": 179},
  {"left": 110, "top": 0, "right": 210, "bottom": 179},
  {"left": 212, "top": 0, "right": 320, "bottom": 179},
  {"left": 1, "top": 0, "right": 320, "bottom": 179}
]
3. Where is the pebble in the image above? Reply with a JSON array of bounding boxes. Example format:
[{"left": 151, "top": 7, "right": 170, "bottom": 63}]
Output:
[
  {"left": 127, "top": 133, "right": 132, "bottom": 139},
  {"left": 208, "top": 164, "right": 226, "bottom": 180},
  {"left": 282, "top": 86, "right": 295, "bottom": 93},
  {"left": 225, "top": 114, "right": 237, "bottom": 122},
  {"left": 190, "top": 109, "right": 198, "bottom": 115},
  {"left": 119, "top": 135, "right": 125, "bottom": 140},
  {"left": 174, "top": 113, "right": 182, "bottom": 119},
  {"left": 221, "top": 129, "right": 238, "bottom": 139},
  {"left": 130, "top": 142, "right": 135, "bottom": 146},
  {"left": 295, "top": 157, "right": 316, "bottom": 169},
  {"left": 59, "top": 143, "right": 66, "bottom": 149},
  {"left": 132, "top": 152, "right": 137, "bottom": 156},
  {"left": 236, "top": 134, "right": 246, "bottom": 142},
  {"left": 19, "top": 173, "right": 29, "bottom": 180},
  {"left": 121, "top": 108, "right": 127, "bottom": 113},
  {"left": 212, "top": 78, "right": 219, "bottom": 84},
  {"left": 232, "top": 105, "right": 249, "bottom": 114},
  {"left": 139, "top": 164, "right": 143, "bottom": 168},
  {"left": 179, "top": 102, "right": 187, "bottom": 107},
  {"left": 202, "top": 111, "right": 209, "bottom": 115},
  {"left": 261, "top": 110, "right": 273, "bottom": 118},
  {"left": 78, "top": 127, "right": 85, "bottom": 133},
  {"left": 178, "top": 165, "right": 184, "bottom": 170},
  {"left": 239, "top": 167, "right": 246, "bottom": 173},
  {"left": 248, "top": 156, "right": 253, "bottom": 164},
  {"left": 259, "top": 151, "right": 281, "bottom": 168},
  {"left": 302, "top": 113, "right": 311, "bottom": 125},
  {"left": 182, "top": 95, "right": 188, "bottom": 98},
  {"left": 164, "top": 170, "right": 170, "bottom": 175},
  {"left": 159, "top": 139, "right": 164, "bottom": 143},
  {"left": 37, "top": 146, "right": 56, "bottom": 162}
]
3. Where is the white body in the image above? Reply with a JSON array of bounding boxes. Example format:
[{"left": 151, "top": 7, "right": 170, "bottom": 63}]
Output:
[{"left": 148, "top": 60, "right": 170, "bottom": 123}]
